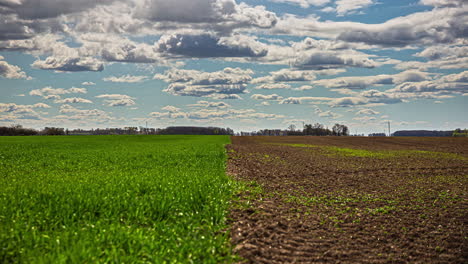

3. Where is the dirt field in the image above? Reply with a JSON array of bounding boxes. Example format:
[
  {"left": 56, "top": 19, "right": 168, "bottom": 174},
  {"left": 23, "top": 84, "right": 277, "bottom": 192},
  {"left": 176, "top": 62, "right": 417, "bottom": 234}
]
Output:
[{"left": 227, "top": 136, "right": 468, "bottom": 263}]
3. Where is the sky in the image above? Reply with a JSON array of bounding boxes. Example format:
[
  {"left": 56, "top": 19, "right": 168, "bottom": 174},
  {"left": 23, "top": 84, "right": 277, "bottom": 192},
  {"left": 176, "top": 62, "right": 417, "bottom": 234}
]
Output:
[{"left": 0, "top": 0, "right": 467, "bottom": 134}]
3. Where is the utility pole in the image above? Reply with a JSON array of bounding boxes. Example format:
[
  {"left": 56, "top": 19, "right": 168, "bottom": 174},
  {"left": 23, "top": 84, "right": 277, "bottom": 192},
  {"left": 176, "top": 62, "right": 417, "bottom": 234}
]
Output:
[
  {"left": 388, "top": 121, "right": 391, "bottom": 137},
  {"left": 145, "top": 121, "right": 148, "bottom": 135}
]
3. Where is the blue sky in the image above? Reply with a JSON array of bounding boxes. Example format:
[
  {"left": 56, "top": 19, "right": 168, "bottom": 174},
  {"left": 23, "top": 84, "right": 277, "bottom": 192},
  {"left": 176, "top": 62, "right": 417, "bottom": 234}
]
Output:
[{"left": 0, "top": 0, "right": 467, "bottom": 134}]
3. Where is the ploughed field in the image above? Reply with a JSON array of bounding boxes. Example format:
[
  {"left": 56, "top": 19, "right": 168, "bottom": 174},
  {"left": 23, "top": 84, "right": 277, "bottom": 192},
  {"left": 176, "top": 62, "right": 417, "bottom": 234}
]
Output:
[
  {"left": 0, "top": 135, "right": 237, "bottom": 263},
  {"left": 228, "top": 136, "right": 467, "bottom": 263}
]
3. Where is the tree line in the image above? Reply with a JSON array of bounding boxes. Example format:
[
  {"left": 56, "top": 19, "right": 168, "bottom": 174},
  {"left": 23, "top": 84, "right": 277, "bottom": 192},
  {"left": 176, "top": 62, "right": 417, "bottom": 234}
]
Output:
[
  {"left": 0, "top": 125, "right": 65, "bottom": 136},
  {"left": 0, "top": 125, "right": 235, "bottom": 136},
  {"left": 242, "top": 123, "right": 349, "bottom": 136}
]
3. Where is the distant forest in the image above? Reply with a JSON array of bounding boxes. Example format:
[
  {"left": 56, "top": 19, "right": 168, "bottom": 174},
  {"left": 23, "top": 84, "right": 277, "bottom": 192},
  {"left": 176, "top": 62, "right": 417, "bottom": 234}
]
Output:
[
  {"left": 393, "top": 129, "right": 468, "bottom": 137},
  {"left": 1, "top": 124, "right": 467, "bottom": 137}
]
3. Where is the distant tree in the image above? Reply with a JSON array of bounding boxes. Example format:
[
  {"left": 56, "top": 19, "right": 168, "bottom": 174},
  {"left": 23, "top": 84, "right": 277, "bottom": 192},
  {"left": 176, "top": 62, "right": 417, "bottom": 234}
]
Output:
[
  {"left": 0, "top": 124, "right": 38, "bottom": 136},
  {"left": 42, "top": 127, "right": 65, "bottom": 136},
  {"left": 288, "top": 124, "right": 296, "bottom": 131},
  {"left": 332, "top": 123, "right": 349, "bottom": 136}
]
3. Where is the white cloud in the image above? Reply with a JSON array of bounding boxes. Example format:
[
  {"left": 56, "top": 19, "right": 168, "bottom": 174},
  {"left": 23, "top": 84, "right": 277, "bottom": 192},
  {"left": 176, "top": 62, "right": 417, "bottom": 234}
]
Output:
[
  {"left": 419, "top": 0, "right": 465, "bottom": 7},
  {"left": 81, "top": 81, "right": 95, "bottom": 86},
  {"left": 313, "top": 70, "right": 430, "bottom": 89},
  {"left": 103, "top": 74, "right": 149, "bottom": 83},
  {"left": 105, "top": 99, "right": 136, "bottom": 107},
  {"left": 189, "top": 101, "right": 231, "bottom": 108},
  {"left": 95, "top": 93, "right": 136, "bottom": 107},
  {"left": 250, "top": 94, "right": 283, "bottom": 100},
  {"left": 255, "top": 83, "right": 291, "bottom": 89},
  {"left": 315, "top": 107, "right": 343, "bottom": 119},
  {"left": 95, "top": 94, "right": 134, "bottom": 100},
  {"left": 294, "top": 85, "right": 314, "bottom": 90},
  {"left": 275, "top": 6, "right": 467, "bottom": 47},
  {"left": 0, "top": 56, "right": 30, "bottom": 79},
  {"left": 335, "top": 0, "right": 374, "bottom": 16},
  {"left": 252, "top": 68, "right": 318, "bottom": 83},
  {"left": 387, "top": 71, "right": 468, "bottom": 94},
  {"left": 353, "top": 116, "right": 376, "bottom": 122},
  {"left": 356, "top": 109, "right": 379, "bottom": 115},
  {"left": 55, "top": 97, "right": 93, "bottom": 104},
  {"left": 59, "top": 104, "right": 112, "bottom": 121},
  {"left": 29, "top": 86, "right": 87, "bottom": 99},
  {"left": 32, "top": 56, "right": 103, "bottom": 72},
  {"left": 269, "top": 0, "right": 330, "bottom": 8},
  {"left": 0, "top": 102, "right": 47, "bottom": 120},
  {"left": 293, "top": 50, "right": 377, "bottom": 69},
  {"left": 279, "top": 96, "right": 333, "bottom": 104},
  {"left": 149, "top": 106, "right": 284, "bottom": 121},
  {"left": 155, "top": 67, "right": 253, "bottom": 97}
]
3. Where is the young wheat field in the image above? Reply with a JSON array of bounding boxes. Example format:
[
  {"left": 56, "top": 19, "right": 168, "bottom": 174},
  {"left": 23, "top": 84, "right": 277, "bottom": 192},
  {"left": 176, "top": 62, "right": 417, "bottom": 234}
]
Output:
[{"left": 0, "top": 135, "right": 236, "bottom": 263}]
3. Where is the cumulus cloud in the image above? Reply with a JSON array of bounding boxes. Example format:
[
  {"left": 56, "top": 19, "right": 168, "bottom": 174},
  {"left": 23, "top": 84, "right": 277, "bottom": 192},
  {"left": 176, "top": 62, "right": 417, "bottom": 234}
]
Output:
[
  {"left": 157, "top": 34, "right": 267, "bottom": 58},
  {"left": 387, "top": 71, "right": 468, "bottom": 94},
  {"left": 103, "top": 74, "right": 149, "bottom": 83},
  {"left": 155, "top": 67, "right": 253, "bottom": 97},
  {"left": 101, "top": 42, "right": 159, "bottom": 63},
  {"left": 0, "top": 102, "right": 48, "bottom": 112},
  {"left": 95, "top": 93, "right": 136, "bottom": 107},
  {"left": 279, "top": 96, "right": 333, "bottom": 104},
  {"left": 269, "top": 0, "right": 330, "bottom": 8},
  {"left": 59, "top": 104, "right": 111, "bottom": 121},
  {"left": 55, "top": 97, "right": 93, "bottom": 104},
  {"left": 356, "top": 109, "right": 379, "bottom": 115},
  {"left": 81, "top": 81, "right": 95, "bottom": 86},
  {"left": 0, "top": 55, "right": 30, "bottom": 79},
  {"left": 336, "top": 7, "right": 468, "bottom": 47},
  {"left": 250, "top": 94, "right": 283, "bottom": 100},
  {"left": 105, "top": 99, "right": 136, "bottom": 107},
  {"left": 0, "top": 0, "right": 118, "bottom": 20},
  {"left": 335, "top": 0, "right": 374, "bottom": 16},
  {"left": 275, "top": 6, "right": 467, "bottom": 48},
  {"left": 397, "top": 45, "right": 468, "bottom": 71},
  {"left": 252, "top": 69, "right": 318, "bottom": 83},
  {"left": 161, "top": 105, "right": 181, "bottom": 112},
  {"left": 29, "top": 86, "right": 87, "bottom": 100},
  {"left": 95, "top": 94, "right": 134, "bottom": 100},
  {"left": 353, "top": 116, "right": 376, "bottom": 122},
  {"left": 212, "top": 94, "right": 243, "bottom": 100},
  {"left": 0, "top": 102, "right": 48, "bottom": 120},
  {"left": 313, "top": 70, "right": 430, "bottom": 89},
  {"left": 294, "top": 85, "right": 314, "bottom": 90},
  {"left": 32, "top": 56, "right": 103, "bottom": 72},
  {"left": 135, "top": 0, "right": 278, "bottom": 33},
  {"left": 293, "top": 50, "right": 377, "bottom": 69},
  {"left": 189, "top": 100, "right": 231, "bottom": 108},
  {"left": 315, "top": 107, "right": 343, "bottom": 119},
  {"left": 150, "top": 107, "right": 284, "bottom": 121},
  {"left": 419, "top": 0, "right": 465, "bottom": 7},
  {"left": 255, "top": 83, "right": 291, "bottom": 89}
]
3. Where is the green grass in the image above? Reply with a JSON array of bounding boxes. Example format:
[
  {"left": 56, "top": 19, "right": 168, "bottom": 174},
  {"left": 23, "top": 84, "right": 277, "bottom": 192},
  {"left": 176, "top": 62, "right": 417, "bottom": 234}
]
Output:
[
  {"left": 275, "top": 143, "right": 466, "bottom": 160},
  {"left": 0, "top": 135, "right": 237, "bottom": 263}
]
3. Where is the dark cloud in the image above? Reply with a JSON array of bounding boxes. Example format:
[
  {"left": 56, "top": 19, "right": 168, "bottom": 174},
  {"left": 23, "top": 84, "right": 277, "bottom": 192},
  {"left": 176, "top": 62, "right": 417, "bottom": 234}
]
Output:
[
  {"left": 157, "top": 34, "right": 267, "bottom": 58},
  {"left": 0, "top": 0, "right": 117, "bottom": 19},
  {"left": 136, "top": 0, "right": 277, "bottom": 32}
]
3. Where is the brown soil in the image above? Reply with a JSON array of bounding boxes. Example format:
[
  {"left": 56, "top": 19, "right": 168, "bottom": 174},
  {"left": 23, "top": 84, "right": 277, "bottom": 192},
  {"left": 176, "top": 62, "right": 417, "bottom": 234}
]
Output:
[{"left": 227, "top": 136, "right": 468, "bottom": 264}]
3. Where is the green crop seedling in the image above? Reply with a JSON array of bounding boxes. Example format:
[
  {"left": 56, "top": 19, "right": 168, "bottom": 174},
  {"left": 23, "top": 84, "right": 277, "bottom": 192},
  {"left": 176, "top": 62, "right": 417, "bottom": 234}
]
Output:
[{"left": 0, "top": 135, "right": 237, "bottom": 263}]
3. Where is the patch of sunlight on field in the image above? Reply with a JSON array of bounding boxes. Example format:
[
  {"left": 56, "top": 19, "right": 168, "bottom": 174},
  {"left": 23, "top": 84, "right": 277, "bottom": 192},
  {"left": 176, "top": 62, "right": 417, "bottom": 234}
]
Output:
[{"left": 0, "top": 135, "right": 237, "bottom": 263}]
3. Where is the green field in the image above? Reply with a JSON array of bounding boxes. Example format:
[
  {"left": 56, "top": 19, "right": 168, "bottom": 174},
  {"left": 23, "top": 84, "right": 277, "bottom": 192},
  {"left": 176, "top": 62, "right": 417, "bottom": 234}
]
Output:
[{"left": 0, "top": 135, "right": 236, "bottom": 263}]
